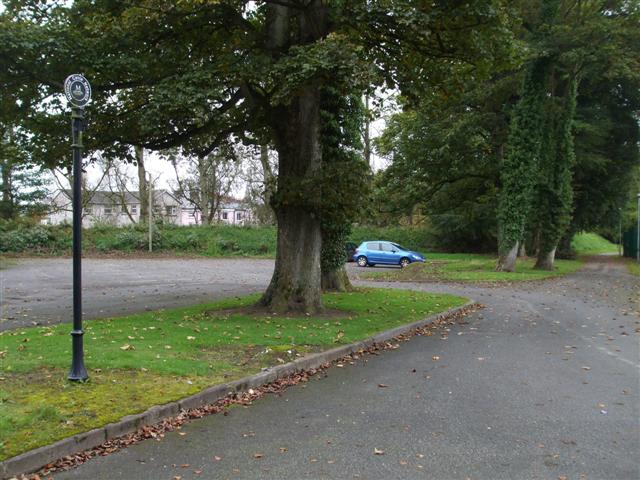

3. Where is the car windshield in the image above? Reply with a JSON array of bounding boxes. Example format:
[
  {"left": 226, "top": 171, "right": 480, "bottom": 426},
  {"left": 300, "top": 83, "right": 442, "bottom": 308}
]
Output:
[{"left": 391, "top": 243, "right": 410, "bottom": 251}]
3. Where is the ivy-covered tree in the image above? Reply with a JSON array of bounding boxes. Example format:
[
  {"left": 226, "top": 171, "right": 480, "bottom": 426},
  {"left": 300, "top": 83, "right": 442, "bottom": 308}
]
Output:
[
  {"left": 320, "top": 88, "right": 370, "bottom": 292},
  {"left": 496, "top": 59, "right": 548, "bottom": 271},
  {"left": 532, "top": 73, "right": 578, "bottom": 269}
]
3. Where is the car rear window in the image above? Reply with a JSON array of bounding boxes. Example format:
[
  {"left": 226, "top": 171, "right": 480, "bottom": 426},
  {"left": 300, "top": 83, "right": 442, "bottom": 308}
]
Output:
[{"left": 366, "top": 242, "right": 380, "bottom": 250}]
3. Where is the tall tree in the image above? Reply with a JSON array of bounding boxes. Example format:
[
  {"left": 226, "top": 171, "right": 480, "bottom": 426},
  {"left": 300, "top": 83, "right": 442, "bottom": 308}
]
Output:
[
  {"left": 2, "top": 0, "right": 515, "bottom": 312},
  {"left": 496, "top": 59, "right": 548, "bottom": 271},
  {"left": 532, "top": 73, "right": 578, "bottom": 269}
]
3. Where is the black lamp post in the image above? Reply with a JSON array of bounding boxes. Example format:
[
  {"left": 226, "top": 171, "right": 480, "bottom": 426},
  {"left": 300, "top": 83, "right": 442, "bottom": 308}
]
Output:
[{"left": 64, "top": 74, "right": 91, "bottom": 382}]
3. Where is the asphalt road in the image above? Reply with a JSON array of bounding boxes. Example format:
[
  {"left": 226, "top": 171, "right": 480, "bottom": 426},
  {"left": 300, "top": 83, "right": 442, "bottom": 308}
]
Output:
[
  {"left": 44, "top": 256, "right": 639, "bottom": 480},
  {"left": 0, "top": 257, "right": 274, "bottom": 332}
]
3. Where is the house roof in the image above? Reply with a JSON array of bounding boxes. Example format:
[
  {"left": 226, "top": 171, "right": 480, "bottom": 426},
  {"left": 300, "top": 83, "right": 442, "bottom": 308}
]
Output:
[{"left": 54, "top": 189, "right": 179, "bottom": 205}]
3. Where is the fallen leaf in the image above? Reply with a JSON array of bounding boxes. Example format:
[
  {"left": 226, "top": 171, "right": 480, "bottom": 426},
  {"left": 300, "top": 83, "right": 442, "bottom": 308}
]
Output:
[
  {"left": 279, "top": 447, "right": 288, "bottom": 453},
  {"left": 213, "top": 456, "right": 222, "bottom": 461},
  {"left": 378, "top": 384, "right": 389, "bottom": 388},
  {"left": 582, "top": 366, "right": 591, "bottom": 371},
  {"left": 374, "top": 448, "right": 385, "bottom": 455},
  {"left": 120, "top": 344, "right": 134, "bottom": 351},
  {"left": 253, "top": 453, "right": 264, "bottom": 459},
  {"left": 432, "top": 355, "right": 440, "bottom": 361}
]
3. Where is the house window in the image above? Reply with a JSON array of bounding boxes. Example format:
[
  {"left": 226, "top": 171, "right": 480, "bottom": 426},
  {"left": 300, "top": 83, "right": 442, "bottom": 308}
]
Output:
[
  {"left": 236, "top": 212, "right": 243, "bottom": 221},
  {"left": 165, "top": 205, "right": 177, "bottom": 216},
  {"left": 222, "top": 212, "right": 228, "bottom": 220},
  {"left": 85, "top": 206, "right": 93, "bottom": 215},
  {"left": 104, "top": 205, "right": 113, "bottom": 215},
  {"left": 131, "top": 204, "right": 138, "bottom": 214}
]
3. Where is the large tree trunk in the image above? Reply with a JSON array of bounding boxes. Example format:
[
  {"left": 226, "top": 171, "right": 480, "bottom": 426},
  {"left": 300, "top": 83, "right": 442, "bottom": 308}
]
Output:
[
  {"left": 518, "top": 242, "right": 527, "bottom": 257},
  {"left": 258, "top": 1, "right": 327, "bottom": 313},
  {"left": 322, "top": 267, "right": 353, "bottom": 292},
  {"left": 535, "top": 247, "right": 556, "bottom": 270},
  {"left": 259, "top": 86, "right": 324, "bottom": 313},
  {"left": 136, "top": 146, "right": 148, "bottom": 222},
  {"left": 496, "top": 241, "right": 519, "bottom": 272}
]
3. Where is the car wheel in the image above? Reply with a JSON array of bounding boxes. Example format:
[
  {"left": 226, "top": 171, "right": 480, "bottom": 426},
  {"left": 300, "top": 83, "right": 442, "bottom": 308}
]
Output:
[
  {"left": 357, "top": 256, "right": 368, "bottom": 267},
  {"left": 400, "top": 257, "right": 411, "bottom": 268}
]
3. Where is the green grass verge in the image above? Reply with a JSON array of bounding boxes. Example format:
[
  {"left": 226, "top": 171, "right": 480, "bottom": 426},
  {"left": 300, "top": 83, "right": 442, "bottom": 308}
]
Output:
[
  {"left": 571, "top": 232, "right": 619, "bottom": 255},
  {"left": 0, "top": 288, "right": 466, "bottom": 460},
  {"left": 358, "top": 253, "right": 583, "bottom": 283},
  {"left": 625, "top": 259, "right": 640, "bottom": 276}
]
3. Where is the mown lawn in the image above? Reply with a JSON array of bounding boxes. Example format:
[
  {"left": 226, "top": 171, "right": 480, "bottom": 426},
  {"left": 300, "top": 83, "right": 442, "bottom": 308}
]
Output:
[
  {"left": 0, "top": 288, "right": 466, "bottom": 461},
  {"left": 571, "top": 232, "right": 619, "bottom": 255},
  {"left": 357, "top": 253, "right": 583, "bottom": 283}
]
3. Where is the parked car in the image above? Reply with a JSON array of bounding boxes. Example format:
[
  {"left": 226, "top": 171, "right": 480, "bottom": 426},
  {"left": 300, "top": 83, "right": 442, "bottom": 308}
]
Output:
[
  {"left": 345, "top": 242, "right": 358, "bottom": 262},
  {"left": 353, "top": 241, "right": 426, "bottom": 267}
]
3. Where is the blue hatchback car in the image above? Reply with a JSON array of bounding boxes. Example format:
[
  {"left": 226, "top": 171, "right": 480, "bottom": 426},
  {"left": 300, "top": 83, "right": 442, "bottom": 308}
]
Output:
[{"left": 352, "top": 241, "right": 426, "bottom": 268}]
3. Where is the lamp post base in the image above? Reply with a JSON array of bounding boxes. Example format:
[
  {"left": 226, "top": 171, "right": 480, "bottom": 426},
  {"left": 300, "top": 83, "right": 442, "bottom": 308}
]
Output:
[{"left": 68, "top": 329, "right": 88, "bottom": 381}]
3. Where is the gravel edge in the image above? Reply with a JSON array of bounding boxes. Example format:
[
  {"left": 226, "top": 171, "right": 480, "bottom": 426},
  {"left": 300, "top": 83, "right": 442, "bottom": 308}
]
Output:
[{"left": 1, "top": 300, "right": 476, "bottom": 480}]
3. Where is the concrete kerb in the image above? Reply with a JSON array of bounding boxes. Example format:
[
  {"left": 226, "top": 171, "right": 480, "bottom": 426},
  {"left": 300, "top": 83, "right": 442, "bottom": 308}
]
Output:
[{"left": 1, "top": 299, "right": 475, "bottom": 479}]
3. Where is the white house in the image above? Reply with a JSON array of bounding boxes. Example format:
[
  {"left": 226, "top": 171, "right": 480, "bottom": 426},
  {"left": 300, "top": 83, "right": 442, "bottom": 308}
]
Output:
[
  {"left": 44, "top": 190, "right": 254, "bottom": 227},
  {"left": 179, "top": 197, "right": 254, "bottom": 226}
]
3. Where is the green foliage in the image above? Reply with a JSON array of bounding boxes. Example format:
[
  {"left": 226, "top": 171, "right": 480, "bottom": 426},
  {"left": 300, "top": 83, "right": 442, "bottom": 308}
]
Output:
[
  {"left": 374, "top": 72, "right": 517, "bottom": 251},
  {"left": 349, "top": 226, "right": 432, "bottom": 252},
  {"left": 0, "top": 219, "right": 69, "bottom": 253},
  {"left": 320, "top": 87, "right": 370, "bottom": 275},
  {"left": 497, "top": 58, "right": 548, "bottom": 257},
  {"left": 533, "top": 74, "right": 578, "bottom": 259},
  {"left": 0, "top": 223, "right": 277, "bottom": 257},
  {"left": 0, "top": 288, "right": 466, "bottom": 459},
  {"left": 0, "top": 129, "right": 50, "bottom": 219}
]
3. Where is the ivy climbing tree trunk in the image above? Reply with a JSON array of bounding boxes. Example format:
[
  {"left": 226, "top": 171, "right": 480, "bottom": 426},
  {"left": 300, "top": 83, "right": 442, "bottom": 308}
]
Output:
[
  {"left": 319, "top": 88, "right": 368, "bottom": 292},
  {"left": 496, "top": 59, "right": 548, "bottom": 271},
  {"left": 534, "top": 75, "right": 578, "bottom": 270}
]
